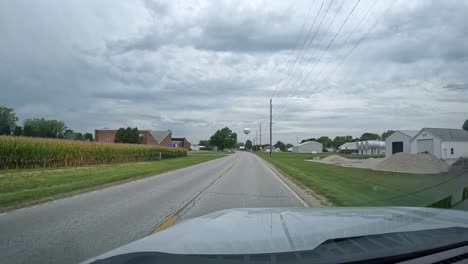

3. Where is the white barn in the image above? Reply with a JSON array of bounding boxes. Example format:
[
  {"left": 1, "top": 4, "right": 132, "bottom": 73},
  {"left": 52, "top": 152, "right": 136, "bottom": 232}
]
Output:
[
  {"left": 338, "top": 142, "right": 358, "bottom": 153},
  {"left": 410, "top": 128, "right": 468, "bottom": 159},
  {"left": 292, "top": 141, "right": 323, "bottom": 153},
  {"left": 385, "top": 130, "right": 419, "bottom": 158}
]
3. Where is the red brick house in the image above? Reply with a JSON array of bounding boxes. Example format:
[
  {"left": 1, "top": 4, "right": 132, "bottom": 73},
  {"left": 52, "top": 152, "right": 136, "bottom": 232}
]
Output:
[
  {"left": 170, "top": 137, "right": 191, "bottom": 149},
  {"left": 94, "top": 129, "right": 190, "bottom": 149}
]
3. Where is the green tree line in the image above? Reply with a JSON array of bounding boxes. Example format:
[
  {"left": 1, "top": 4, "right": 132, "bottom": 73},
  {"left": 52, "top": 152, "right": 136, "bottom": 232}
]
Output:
[{"left": 0, "top": 106, "right": 93, "bottom": 140}]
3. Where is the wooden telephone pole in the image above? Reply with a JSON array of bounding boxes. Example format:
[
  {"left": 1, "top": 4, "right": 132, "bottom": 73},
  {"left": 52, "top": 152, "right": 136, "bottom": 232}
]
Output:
[{"left": 269, "top": 99, "right": 272, "bottom": 157}]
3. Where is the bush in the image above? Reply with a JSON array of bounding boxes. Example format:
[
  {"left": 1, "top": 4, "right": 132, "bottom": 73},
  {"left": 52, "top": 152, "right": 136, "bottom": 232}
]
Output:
[{"left": 0, "top": 136, "right": 187, "bottom": 169}]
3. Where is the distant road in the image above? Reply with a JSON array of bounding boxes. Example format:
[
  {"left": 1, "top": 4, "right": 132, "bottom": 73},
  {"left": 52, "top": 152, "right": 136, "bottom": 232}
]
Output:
[{"left": 0, "top": 152, "right": 307, "bottom": 264}]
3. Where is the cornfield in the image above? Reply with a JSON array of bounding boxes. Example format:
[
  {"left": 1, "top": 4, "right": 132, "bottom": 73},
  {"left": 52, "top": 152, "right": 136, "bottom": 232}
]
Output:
[{"left": 0, "top": 136, "right": 187, "bottom": 169}]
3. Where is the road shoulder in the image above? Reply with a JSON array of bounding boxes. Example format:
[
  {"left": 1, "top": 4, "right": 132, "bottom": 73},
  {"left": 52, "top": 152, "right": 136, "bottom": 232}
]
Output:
[{"left": 257, "top": 154, "right": 331, "bottom": 207}]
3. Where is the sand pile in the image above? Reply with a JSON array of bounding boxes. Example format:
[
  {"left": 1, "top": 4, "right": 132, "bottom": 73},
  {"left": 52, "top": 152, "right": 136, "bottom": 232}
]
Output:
[
  {"left": 321, "top": 155, "right": 355, "bottom": 164},
  {"left": 360, "top": 158, "right": 384, "bottom": 168},
  {"left": 307, "top": 153, "right": 450, "bottom": 173},
  {"left": 375, "top": 153, "right": 449, "bottom": 174},
  {"left": 313, "top": 155, "right": 383, "bottom": 169}
]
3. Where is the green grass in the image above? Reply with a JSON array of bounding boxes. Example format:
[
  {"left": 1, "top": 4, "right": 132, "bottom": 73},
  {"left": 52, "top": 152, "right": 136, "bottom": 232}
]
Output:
[
  {"left": 258, "top": 152, "right": 468, "bottom": 207},
  {"left": 0, "top": 152, "right": 227, "bottom": 209}
]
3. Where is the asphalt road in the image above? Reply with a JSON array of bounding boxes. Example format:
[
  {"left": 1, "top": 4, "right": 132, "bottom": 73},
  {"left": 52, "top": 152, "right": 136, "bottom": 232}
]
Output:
[{"left": 0, "top": 152, "right": 307, "bottom": 264}]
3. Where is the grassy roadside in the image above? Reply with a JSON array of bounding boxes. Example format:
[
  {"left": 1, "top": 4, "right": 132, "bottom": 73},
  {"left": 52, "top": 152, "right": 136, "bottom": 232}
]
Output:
[
  {"left": 257, "top": 152, "right": 468, "bottom": 207},
  {"left": 0, "top": 152, "right": 227, "bottom": 209}
]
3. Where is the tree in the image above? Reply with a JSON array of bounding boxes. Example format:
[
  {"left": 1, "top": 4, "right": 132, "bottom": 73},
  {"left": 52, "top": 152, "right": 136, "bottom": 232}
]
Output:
[
  {"left": 209, "top": 127, "right": 237, "bottom": 151},
  {"left": 22, "top": 118, "right": 67, "bottom": 138},
  {"left": 360, "top": 132, "right": 381, "bottom": 141},
  {"left": 332, "top": 135, "right": 353, "bottom": 149},
  {"left": 286, "top": 143, "right": 293, "bottom": 151},
  {"left": 274, "top": 141, "right": 287, "bottom": 152},
  {"left": 84, "top": 133, "right": 93, "bottom": 141},
  {"left": 114, "top": 127, "right": 140, "bottom": 144},
  {"left": 64, "top": 129, "right": 75, "bottom": 140},
  {"left": 0, "top": 106, "right": 18, "bottom": 135},
  {"left": 74, "top": 132, "right": 83, "bottom": 140},
  {"left": 198, "top": 140, "right": 212, "bottom": 150},
  {"left": 245, "top": 140, "right": 252, "bottom": 150},
  {"left": 463, "top": 119, "right": 468, "bottom": 132},
  {"left": 13, "top": 126, "right": 23, "bottom": 136},
  {"left": 23, "top": 123, "right": 33, "bottom": 137},
  {"left": 300, "top": 138, "right": 316, "bottom": 144},
  {"left": 381, "top": 130, "right": 395, "bottom": 141},
  {"left": 316, "top": 136, "right": 332, "bottom": 151}
]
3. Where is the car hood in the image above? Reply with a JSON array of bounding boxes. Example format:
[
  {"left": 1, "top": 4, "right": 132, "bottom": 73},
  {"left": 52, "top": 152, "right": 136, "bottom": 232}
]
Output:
[{"left": 84, "top": 207, "right": 468, "bottom": 263}]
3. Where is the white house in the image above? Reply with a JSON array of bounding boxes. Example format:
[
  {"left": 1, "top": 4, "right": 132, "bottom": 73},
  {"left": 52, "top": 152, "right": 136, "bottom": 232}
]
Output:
[
  {"left": 385, "top": 130, "right": 419, "bottom": 158},
  {"left": 190, "top": 144, "right": 202, "bottom": 151},
  {"left": 264, "top": 147, "right": 280, "bottom": 153},
  {"left": 410, "top": 128, "right": 468, "bottom": 159},
  {"left": 292, "top": 141, "right": 323, "bottom": 153}
]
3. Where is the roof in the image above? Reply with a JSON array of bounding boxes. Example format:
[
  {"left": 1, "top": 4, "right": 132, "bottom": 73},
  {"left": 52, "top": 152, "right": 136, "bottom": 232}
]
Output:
[
  {"left": 397, "top": 130, "right": 419, "bottom": 138},
  {"left": 149, "top": 130, "right": 171, "bottom": 143},
  {"left": 296, "top": 140, "right": 322, "bottom": 147},
  {"left": 338, "top": 142, "right": 357, "bottom": 150},
  {"left": 417, "top": 128, "right": 468, "bottom": 141},
  {"left": 95, "top": 129, "right": 117, "bottom": 132}
]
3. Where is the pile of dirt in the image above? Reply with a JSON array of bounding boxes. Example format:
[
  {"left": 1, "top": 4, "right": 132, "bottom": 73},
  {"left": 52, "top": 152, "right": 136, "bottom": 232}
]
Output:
[
  {"left": 310, "top": 155, "right": 384, "bottom": 169},
  {"left": 321, "top": 155, "right": 353, "bottom": 164},
  {"left": 359, "top": 158, "right": 384, "bottom": 169},
  {"left": 375, "top": 152, "right": 450, "bottom": 174}
]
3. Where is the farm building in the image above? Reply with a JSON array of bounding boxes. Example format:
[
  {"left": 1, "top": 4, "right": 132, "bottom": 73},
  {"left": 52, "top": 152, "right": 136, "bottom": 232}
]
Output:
[
  {"left": 355, "top": 141, "right": 386, "bottom": 155},
  {"left": 338, "top": 142, "right": 358, "bottom": 154},
  {"left": 95, "top": 129, "right": 191, "bottom": 149},
  {"left": 292, "top": 141, "right": 323, "bottom": 153},
  {"left": 385, "top": 130, "right": 419, "bottom": 158},
  {"left": 410, "top": 128, "right": 468, "bottom": 159},
  {"left": 264, "top": 147, "right": 280, "bottom": 152},
  {"left": 170, "top": 137, "right": 191, "bottom": 149}
]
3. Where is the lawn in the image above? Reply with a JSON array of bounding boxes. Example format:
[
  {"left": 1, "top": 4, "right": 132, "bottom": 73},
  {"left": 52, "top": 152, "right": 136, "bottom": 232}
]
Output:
[
  {"left": 0, "top": 152, "right": 227, "bottom": 209},
  {"left": 258, "top": 152, "right": 468, "bottom": 207}
]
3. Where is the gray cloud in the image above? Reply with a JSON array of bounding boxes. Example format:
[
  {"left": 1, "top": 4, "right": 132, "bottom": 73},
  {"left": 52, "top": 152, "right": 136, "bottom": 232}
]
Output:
[
  {"left": 1, "top": 0, "right": 468, "bottom": 144},
  {"left": 444, "top": 83, "right": 468, "bottom": 92}
]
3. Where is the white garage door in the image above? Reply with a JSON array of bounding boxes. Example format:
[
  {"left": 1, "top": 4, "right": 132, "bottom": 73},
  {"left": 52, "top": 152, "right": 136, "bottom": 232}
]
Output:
[{"left": 417, "top": 139, "right": 434, "bottom": 154}]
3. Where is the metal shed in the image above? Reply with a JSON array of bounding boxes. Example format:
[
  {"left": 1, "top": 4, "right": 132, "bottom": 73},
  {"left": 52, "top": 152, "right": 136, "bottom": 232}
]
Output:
[
  {"left": 410, "top": 128, "right": 468, "bottom": 159},
  {"left": 385, "top": 130, "right": 418, "bottom": 158},
  {"left": 292, "top": 141, "right": 323, "bottom": 153}
]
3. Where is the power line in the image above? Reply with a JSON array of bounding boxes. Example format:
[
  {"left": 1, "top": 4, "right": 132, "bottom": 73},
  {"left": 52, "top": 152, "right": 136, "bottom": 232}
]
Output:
[
  {"left": 274, "top": 0, "right": 334, "bottom": 101},
  {"left": 275, "top": 0, "right": 359, "bottom": 113},
  {"left": 275, "top": 0, "right": 398, "bottom": 120},
  {"left": 272, "top": 0, "right": 326, "bottom": 100},
  {"left": 271, "top": 0, "right": 320, "bottom": 99}
]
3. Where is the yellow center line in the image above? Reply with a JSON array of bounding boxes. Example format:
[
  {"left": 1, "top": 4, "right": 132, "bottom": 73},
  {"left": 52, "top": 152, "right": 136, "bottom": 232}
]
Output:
[
  {"left": 150, "top": 158, "right": 239, "bottom": 234},
  {"left": 151, "top": 215, "right": 178, "bottom": 234},
  {"left": 220, "top": 159, "right": 239, "bottom": 176}
]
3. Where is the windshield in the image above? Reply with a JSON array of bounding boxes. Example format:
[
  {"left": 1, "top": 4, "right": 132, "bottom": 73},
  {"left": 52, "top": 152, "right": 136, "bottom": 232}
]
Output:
[{"left": 1, "top": 1, "right": 468, "bottom": 264}]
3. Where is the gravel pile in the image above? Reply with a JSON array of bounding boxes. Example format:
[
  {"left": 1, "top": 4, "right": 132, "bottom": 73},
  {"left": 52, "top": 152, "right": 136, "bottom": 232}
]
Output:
[
  {"left": 308, "top": 153, "right": 450, "bottom": 174},
  {"left": 313, "top": 155, "right": 383, "bottom": 169},
  {"left": 321, "top": 155, "right": 356, "bottom": 164},
  {"left": 375, "top": 153, "right": 450, "bottom": 174}
]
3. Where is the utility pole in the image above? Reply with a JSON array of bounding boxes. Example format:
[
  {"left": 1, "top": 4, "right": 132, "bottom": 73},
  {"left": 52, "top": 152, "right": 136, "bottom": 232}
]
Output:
[
  {"left": 269, "top": 98, "right": 272, "bottom": 157},
  {"left": 297, "top": 137, "right": 299, "bottom": 153},
  {"left": 255, "top": 131, "right": 258, "bottom": 152},
  {"left": 260, "top": 122, "right": 262, "bottom": 147}
]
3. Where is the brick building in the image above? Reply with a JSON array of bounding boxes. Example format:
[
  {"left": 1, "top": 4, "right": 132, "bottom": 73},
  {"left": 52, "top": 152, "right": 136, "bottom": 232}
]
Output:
[
  {"left": 170, "top": 137, "right": 191, "bottom": 149},
  {"left": 94, "top": 129, "right": 191, "bottom": 149}
]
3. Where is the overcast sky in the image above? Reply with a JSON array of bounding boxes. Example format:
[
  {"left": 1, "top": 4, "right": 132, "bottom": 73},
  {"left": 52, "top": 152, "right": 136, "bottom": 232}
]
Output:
[{"left": 1, "top": 0, "right": 467, "bottom": 144}]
